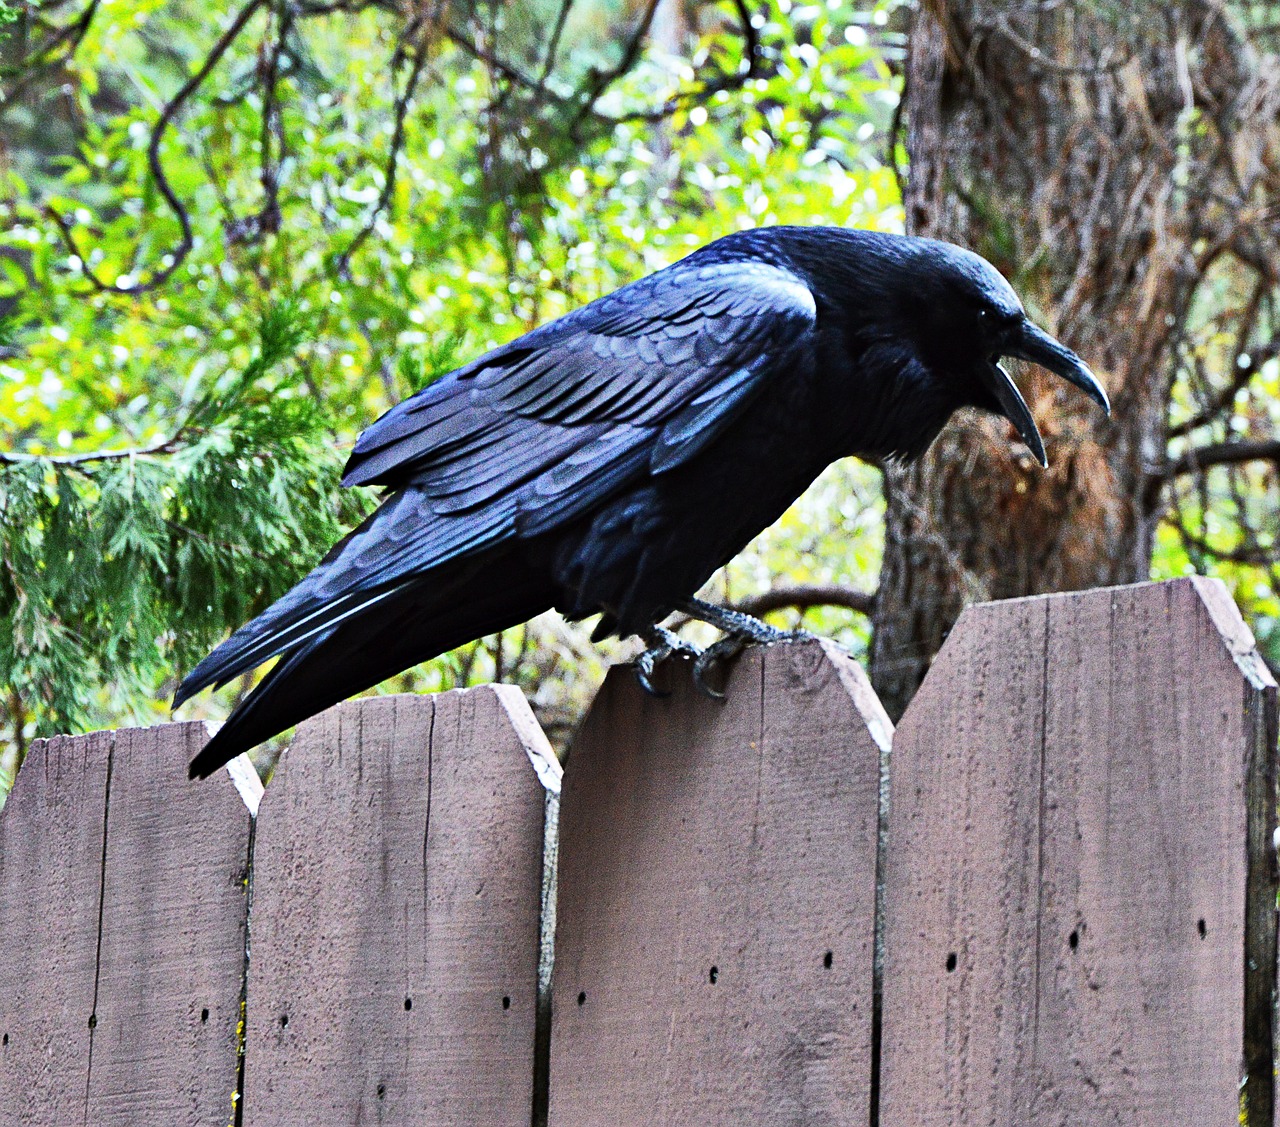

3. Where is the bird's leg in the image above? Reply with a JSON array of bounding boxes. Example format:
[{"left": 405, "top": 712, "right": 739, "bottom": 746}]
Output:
[
  {"left": 634, "top": 624, "right": 703, "bottom": 697},
  {"left": 677, "top": 596, "right": 817, "bottom": 699}
]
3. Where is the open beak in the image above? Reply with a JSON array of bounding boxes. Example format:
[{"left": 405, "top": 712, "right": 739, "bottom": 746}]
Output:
[{"left": 982, "top": 320, "right": 1110, "bottom": 468}]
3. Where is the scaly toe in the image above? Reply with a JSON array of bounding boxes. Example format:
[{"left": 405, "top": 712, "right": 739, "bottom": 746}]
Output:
[
  {"left": 634, "top": 627, "right": 702, "bottom": 697},
  {"left": 778, "top": 628, "right": 820, "bottom": 645}
]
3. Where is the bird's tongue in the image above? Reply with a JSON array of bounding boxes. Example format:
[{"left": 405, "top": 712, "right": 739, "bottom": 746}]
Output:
[{"left": 984, "top": 361, "right": 1047, "bottom": 468}]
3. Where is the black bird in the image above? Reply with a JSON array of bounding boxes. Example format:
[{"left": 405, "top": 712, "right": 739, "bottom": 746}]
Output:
[{"left": 177, "top": 226, "right": 1108, "bottom": 778}]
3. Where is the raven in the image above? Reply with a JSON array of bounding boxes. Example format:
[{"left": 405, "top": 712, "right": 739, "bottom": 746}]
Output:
[{"left": 177, "top": 226, "right": 1108, "bottom": 778}]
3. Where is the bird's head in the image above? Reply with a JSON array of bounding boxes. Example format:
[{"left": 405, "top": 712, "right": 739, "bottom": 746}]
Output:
[{"left": 898, "top": 239, "right": 1110, "bottom": 467}]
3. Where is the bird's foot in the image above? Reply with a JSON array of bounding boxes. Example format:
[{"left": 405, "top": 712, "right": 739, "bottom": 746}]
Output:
[
  {"left": 678, "top": 597, "right": 819, "bottom": 698},
  {"left": 635, "top": 625, "right": 703, "bottom": 697}
]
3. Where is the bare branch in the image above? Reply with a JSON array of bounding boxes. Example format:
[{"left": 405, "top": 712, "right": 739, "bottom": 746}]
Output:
[
  {"left": 1166, "top": 513, "right": 1277, "bottom": 567},
  {"left": 569, "top": 0, "right": 663, "bottom": 136},
  {"left": 1160, "top": 439, "right": 1280, "bottom": 480},
  {"left": 733, "top": 584, "right": 876, "bottom": 618},
  {"left": 330, "top": 18, "right": 431, "bottom": 279},
  {"left": 990, "top": 12, "right": 1131, "bottom": 77},
  {"left": 0, "top": 0, "right": 100, "bottom": 93},
  {"left": 45, "top": 0, "right": 267, "bottom": 295},
  {"left": 0, "top": 435, "right": 183, "bottom": 468},
  {"left": 596, "top": 0, "right": 762, "bottom": 128},
  {"left": 538, "top": 0, "right": 576, "bottom": 88},
  {"left": 1169, "top": 330, "right": 1280, "bottom": 439},
  {"left": 445, "top": 24, "right": 544, "bottom": 93}
]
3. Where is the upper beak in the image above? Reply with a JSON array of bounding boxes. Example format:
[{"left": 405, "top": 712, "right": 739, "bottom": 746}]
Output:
[
  {"left": 1004, "top": 320, "right": 1111, "bottom": 415},
  {"left": 981, "top": 320, "right": 1110, "bottom": 468}
]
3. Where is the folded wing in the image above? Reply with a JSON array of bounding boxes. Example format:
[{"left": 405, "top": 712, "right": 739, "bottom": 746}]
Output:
[{"left": 174, "top": 258, "right": 817, "bottom": 705}]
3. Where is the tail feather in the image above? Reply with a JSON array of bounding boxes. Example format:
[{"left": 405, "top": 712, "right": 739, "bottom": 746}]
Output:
[
  {"left": 174, "top": 581, "right": 407, "bottom": 708},
  {"left": 175, "top": 484, "right": 520, "bottom": 711},
  {"left": 187, "top": 551, "right": 557, "bottom": 778}
]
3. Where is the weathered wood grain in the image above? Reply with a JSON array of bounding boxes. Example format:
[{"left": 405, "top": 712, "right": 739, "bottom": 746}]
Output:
[
  {"left": 241, "top": 687, "right": 552, "bottom": 1126},
  {"left": 547, "top": 640, "right": 891, "bottom": 1126},
  {"left": 0, "top": 722, "right": 256, "bottom": 1126},
  {"left": 879, "top": 577, "right": 1279, "bottom": 1126}
]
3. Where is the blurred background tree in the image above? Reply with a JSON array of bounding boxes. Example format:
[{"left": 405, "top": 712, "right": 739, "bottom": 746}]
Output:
[{"left": 1, "top": 0, "right": 1277, "bottom": 798}]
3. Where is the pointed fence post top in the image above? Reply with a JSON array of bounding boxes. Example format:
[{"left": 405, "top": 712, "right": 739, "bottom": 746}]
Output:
[
  {"left": 265, "top": 683, "right": 562, "bottom": 794},
  {"left": 931, "top": 575, "right": 1276, "bottom": 703}
]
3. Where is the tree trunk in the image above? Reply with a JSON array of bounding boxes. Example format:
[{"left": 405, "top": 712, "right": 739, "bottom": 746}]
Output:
[{"left": 870, "top": 0, "right": 1258, "bottom": 717}]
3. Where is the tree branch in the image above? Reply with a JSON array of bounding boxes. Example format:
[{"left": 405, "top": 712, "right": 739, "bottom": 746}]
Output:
[
  {"left": 595, "top": 0, "right": 763, "bottom": 129},
  {"left": 1159, "top": 439, "right": 1280, "bottom": 480},
  {"left": 330, "top": 17, "right": 431, "bottom": 279},
  {"left": 0, "top": 0, "right": 100, "bottom": 94},
  {"left": 1168, "top": 330, "right": 1280, "bottom": 438},
  {"left": 45, "top": 0, "right": 266, "bottom": 295},
  {"left": 569, "top": 0, "right": 663, "bottom": 137},
  {"left": 0, "top": 434, "right": 185, "bottom": 468},
  {"left": 733, "top": 584, "right": 876, "bottom": 619}
]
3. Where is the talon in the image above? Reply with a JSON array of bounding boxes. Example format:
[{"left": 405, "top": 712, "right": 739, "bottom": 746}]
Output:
[
  {"left": 635, "top": 650, "right": 671, "bottom": 697},
  {"left": 634, "top": 626, "right": 701, "bottom": 697},
  {"left": 692, "top": 634, "right": 748, "bottom": 699}
]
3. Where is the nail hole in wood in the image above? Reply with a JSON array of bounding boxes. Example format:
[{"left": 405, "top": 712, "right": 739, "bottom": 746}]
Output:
[
  {"left": 576, "top": 991, "right": 586, "bottom": 1007},
  {"left": 945, "top": 952, "right": 957, "bottom": 973},
  {"left": 502, "top": 996, "right": 511, "bottom": 1010},
  {"left": 2, "top": 1033, "right": 8, "bottom": 1046},
  {"left": 1198, "top": 918, "right": 1207, "bottom": 938},
  {"left": 87, "top": 1014, "right": 97, "bottom": 1029},
  {"left": 1068, "top": 929, "right": 1079, "bottom": 950},
  {"left": 404, "top": 997, "right": 412, "bottom": 1011},
  {"left": 377, "top": 1084, "right": 386, "bottom": 1100},
  {"left": 708, "top": 965, "right": 719, "bottom": 984},
  {"left": 279, "top": 1014, "right": 288, "bottom": 1029},
  {"left": 823, "top": 950, "right": 833, "bottom": 969},
  {"left": 200, "top": 1008, "right": 209, "bottom": 1023}
]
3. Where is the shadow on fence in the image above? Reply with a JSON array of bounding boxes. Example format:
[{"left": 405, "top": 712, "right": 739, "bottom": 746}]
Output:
[{"left": 1, "top": 578, "right": 1276, "bottom": 1125}]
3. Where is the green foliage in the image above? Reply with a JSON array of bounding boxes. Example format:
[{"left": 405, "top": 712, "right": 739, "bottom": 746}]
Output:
[
  {"left": 0, "top": 301, "right": 372, "bottom": 746},
  {"left": 1155, "top": 254, "right": 1280, "bottom": 667}
]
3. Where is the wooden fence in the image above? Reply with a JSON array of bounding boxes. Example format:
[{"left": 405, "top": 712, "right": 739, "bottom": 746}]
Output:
[{"left": 0, "top": 577, "right": 1275, "bottom": 1125}]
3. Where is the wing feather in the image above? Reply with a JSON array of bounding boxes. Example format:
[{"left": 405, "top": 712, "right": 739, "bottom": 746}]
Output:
[{"left": 180, "top": 258, "right": 817, "bottom": 700}]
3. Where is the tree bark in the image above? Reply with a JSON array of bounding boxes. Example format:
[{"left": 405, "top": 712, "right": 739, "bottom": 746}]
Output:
[{"left": 870, "top": 0, "right": 1268, "bottom": 717}]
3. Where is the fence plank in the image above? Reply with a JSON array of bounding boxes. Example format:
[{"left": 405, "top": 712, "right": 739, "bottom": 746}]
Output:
[
  {"left": 0, "top": 722, "right": 256, "bottom": 1127},
  {"left": 548, "top": 640, "right": 891, "bottom": 1126},
  {"left": 241, "top": 687, "right": 552, "bottom": 1127},
  {"left": 879, "top": 577, "right": 1279, "bottom": 1126}
]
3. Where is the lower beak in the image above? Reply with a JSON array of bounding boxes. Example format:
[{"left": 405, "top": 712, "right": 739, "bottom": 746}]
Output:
[
  {"left": 1004, "top": 321, "right": 1111, "bottom": 415},
  {"left": 984, "top": 361, "right": 1047, "bottom": 468}
]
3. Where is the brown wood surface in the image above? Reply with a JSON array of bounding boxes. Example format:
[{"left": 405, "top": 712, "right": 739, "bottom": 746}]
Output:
[
  {"left": 878, "top": 577, "right": 1279, "bottom": 1126},
  {"left": 547, "top": 640, "right": 891, "bottom": 1126},
  {"left": 240, "top": 687, "right": 550, "bottom": 1126},
  {"left": 0, "top": 722, "right": 256, "bottom": 1126}
]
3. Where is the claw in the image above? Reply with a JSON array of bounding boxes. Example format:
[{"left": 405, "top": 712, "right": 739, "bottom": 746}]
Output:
[
  {"left": 691, "top": 634, "right": 750, "bottom": 699},
  {"left": 634, "top": 626, "right": 702, "bottom": 697}
]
